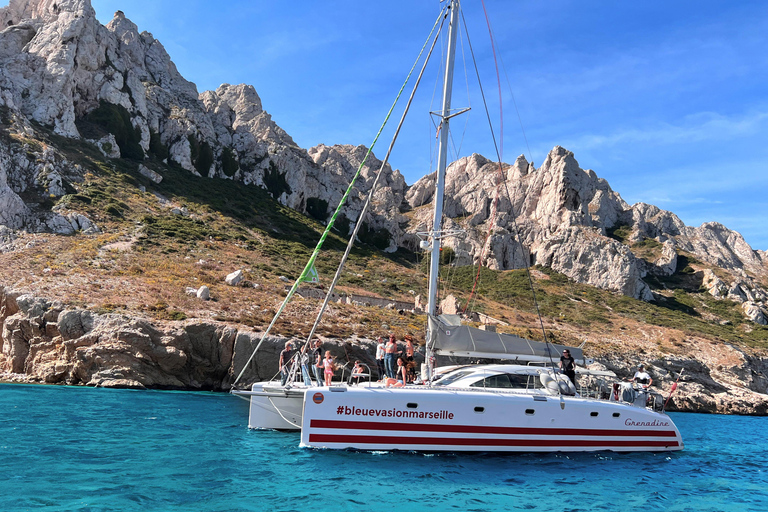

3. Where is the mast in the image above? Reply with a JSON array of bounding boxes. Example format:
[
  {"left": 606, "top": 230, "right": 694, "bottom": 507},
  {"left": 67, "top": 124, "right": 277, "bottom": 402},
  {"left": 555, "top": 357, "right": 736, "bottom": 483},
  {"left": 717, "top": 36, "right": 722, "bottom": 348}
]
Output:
[{"left": 425, "top": 0, "right": 460, "bottom": 380}]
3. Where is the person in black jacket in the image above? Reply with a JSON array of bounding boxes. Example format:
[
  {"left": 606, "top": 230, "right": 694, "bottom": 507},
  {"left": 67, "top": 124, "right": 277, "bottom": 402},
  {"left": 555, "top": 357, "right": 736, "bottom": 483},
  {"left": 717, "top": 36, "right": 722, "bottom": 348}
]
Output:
[{"left": 559, "top": 349, "right": 576, "bottom": 386}]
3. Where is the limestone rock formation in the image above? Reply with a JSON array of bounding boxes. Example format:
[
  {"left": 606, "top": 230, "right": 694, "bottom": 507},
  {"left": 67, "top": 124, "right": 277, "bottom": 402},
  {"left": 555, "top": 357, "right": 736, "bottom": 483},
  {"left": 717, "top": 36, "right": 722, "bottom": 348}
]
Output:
[
  {"left": 0, "top": 0, "right": 411, "bottom": 247},
  {"left": 405, "top": 147, "right": 768, "bottom": 318},
  {"left": 2, "top": 284, "right": 767, "bottom": 413},
  {"left": 1, "top": 0, "right": 764, "bottom": 313},
  {"left": 0, "top": 284, "right": 283, "bottom": 388},
  {"left": 307, "top": 143, "right": 407, "bottom": 252}
]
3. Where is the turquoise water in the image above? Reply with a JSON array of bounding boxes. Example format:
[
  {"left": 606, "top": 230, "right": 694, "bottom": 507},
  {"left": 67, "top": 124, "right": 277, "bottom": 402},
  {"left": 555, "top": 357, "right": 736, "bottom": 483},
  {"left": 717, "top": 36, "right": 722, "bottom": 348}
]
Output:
[{"left": 0, "top": 384, "right": 766, "bottom": 512}]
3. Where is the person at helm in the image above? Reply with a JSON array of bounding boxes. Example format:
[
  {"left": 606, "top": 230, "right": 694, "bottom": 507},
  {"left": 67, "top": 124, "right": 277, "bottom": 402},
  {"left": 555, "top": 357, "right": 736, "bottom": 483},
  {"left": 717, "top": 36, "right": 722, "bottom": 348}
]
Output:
[{"left": 631, "top": 364, "right": 653, "bottom": 388}]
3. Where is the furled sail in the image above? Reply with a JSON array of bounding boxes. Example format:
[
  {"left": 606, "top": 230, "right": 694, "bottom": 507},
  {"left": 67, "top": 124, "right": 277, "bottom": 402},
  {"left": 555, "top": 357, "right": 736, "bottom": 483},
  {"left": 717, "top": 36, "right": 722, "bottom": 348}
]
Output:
[{"left": 429, "top": 315, "right": 587, "bottom": 365}]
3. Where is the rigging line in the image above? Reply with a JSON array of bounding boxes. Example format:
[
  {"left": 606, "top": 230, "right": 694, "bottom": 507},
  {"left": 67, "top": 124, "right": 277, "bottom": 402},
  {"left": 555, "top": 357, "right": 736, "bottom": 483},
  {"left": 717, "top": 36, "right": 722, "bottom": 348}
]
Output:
[
  {"left": 461, "top": 4, "right": 555, "bottom": 372},
  {"left": 457, "top": 8, "right": 503, "bottom": 314},
  {"left": 479, "top": 0, "right": 504, "bottom": 163},
  {"left": 492, "top": 29, "right": 534, "bottom": 166},
  {"left": 482, "top": 0, "right": 554, "bottom": 368},
  {"left": 449, "top": 7, "right": 471, "bottom": 160},
  {"left": 299, "top": 7, "right": 448, "bottom": 359},
  {"left": 231, "top": 5, "right": 448, "bottom": 388}
]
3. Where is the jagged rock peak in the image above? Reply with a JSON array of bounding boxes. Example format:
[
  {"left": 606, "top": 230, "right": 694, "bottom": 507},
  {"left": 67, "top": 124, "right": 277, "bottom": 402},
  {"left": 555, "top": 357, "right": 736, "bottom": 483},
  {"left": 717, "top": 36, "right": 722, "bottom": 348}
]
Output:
[{"left": 0, "top": 0, "right": 95, "bottom": 26}]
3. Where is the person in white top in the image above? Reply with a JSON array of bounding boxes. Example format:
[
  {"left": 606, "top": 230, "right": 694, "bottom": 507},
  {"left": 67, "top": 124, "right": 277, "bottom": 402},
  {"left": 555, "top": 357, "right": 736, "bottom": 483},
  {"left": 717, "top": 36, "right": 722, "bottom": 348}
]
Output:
[
  {"left": 631, "top": 364, "right": 653, "bottom": 388},
  {"left": 375, "top": 337, "right": 386, "bottom": 381}
]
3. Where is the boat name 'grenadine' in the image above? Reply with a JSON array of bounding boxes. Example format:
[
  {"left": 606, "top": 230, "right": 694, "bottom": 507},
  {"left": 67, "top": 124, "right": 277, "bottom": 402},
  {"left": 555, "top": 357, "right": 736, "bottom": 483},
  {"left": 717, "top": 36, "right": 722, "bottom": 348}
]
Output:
[{"left": 625, "top": 418, "right": 669, "bottom": 427}]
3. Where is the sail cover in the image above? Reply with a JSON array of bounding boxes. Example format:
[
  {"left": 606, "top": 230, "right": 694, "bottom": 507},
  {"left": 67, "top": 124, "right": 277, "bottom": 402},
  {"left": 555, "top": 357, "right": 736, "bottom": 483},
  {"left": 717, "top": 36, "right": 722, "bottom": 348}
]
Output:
[{"left": 429, "top": 315, "right": 586, "bottom": 364}]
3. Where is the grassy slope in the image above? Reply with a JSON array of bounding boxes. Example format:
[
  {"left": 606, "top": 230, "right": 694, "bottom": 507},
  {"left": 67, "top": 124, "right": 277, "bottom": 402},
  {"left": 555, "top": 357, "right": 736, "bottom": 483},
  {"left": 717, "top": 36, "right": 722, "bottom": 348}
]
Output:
[{"left": 3, "top": 125, "right": 767, "bottom": 355}]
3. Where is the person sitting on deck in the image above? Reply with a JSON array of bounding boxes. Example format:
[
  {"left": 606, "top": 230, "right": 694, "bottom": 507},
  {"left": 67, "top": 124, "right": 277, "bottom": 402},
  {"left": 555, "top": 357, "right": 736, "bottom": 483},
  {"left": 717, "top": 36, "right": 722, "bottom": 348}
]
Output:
[
  {"left": 349, "top": 360, "right": 366, "bottom": 385},
  {"left": 385, "top": 357, "right": 408, "bottom": 387}
]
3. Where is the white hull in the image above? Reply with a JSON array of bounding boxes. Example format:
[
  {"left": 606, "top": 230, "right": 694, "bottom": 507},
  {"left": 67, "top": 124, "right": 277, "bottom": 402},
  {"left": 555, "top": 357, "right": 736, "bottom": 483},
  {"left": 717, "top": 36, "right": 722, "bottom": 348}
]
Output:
[
  {"left": 234, "top": 382, "right": 306, "bottom": 430},
  {"left": 300, "top": 387, "right": 683, "bottom": 452}
]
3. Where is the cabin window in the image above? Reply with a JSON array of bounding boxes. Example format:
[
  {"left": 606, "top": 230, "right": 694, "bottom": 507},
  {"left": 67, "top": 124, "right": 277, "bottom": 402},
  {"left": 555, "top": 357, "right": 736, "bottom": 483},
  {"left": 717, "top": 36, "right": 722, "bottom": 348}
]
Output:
[
  {"left": 474, "top": 406, "right": 484, "bottom": 413},
  {"left": 433, "top": 370, "right": 474, "bottom": 386},
  {"left": 469, "top": 374, "right": 530, "bottom": 389},
  {"left": 612, "top": 412, "right": 620, "bottom": 418},
  {"left": 525, "top": 409, "right": 535, "bottom": 415},
  {"left": 406, "top": 403, "right": 418, "bottom": 409},
  {"left": 590, "top": 412, "right": 599, "bottom": 417}
]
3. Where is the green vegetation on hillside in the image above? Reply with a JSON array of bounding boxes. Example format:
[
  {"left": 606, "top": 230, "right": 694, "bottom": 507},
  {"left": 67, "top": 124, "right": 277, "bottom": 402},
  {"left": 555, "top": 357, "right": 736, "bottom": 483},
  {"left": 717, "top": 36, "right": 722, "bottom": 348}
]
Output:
[
  {"left": 76, "top": 101, "right": 144, "bottom": 160},
  {"left": 6, "top": 120, "right": 767, "bottom": 349}
]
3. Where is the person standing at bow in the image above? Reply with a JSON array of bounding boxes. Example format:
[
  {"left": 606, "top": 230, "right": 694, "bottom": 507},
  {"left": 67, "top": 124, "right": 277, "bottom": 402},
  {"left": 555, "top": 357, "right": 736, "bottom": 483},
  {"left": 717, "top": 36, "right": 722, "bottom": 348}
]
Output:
[
  {"left": 299, "top": 345, "right": 313, "bottom": 386},
  {"left": 384, "top": 334, "right": 398, "bottom": 379},
  {"left": 312, "top": 340, "right": 324, "bottom": 386},
  {"left": 279, "top": 342, "right": 294, "bottom": 386},
  {"left": 375, "top": 337, "right": 386, "bottom": 381},
  {"left": 323, "top": 351, "right": 335, "bottom": 386},
  {"left": 404, "top": 335, "right": 416, "bottom": 383}
]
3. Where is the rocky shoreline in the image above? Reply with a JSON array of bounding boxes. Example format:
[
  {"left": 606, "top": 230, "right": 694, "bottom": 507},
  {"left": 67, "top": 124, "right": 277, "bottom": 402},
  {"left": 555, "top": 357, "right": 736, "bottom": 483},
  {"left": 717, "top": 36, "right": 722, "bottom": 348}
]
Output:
[{"left": 2, "top": 284, "right": 767, "bottom": 415}]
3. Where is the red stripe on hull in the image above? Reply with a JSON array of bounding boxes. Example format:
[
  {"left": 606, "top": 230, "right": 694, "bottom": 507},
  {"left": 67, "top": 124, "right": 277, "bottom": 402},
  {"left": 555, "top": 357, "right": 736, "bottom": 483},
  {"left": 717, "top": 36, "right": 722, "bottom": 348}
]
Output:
[
  {"left": 309, "top": 419, "right": 678, "bottom": 438},
  {"left": 308, "top": 433, "right": 680, "bottom": 448}
]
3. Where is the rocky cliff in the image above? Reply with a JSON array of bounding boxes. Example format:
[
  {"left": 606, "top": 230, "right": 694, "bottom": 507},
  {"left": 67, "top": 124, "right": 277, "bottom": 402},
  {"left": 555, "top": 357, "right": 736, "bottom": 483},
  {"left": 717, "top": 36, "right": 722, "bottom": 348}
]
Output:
[
  {"left": 1, "top": 0, "right": 765, "bottom": 317},
  {"left": 406, "top": 150, "right": 768, "bottom": 317},
  {"left": 0, "top": 0, "right": 405, "bottom": 248},
  {"left": 1, "top": 284, "right": 766, "bottom": 414}
]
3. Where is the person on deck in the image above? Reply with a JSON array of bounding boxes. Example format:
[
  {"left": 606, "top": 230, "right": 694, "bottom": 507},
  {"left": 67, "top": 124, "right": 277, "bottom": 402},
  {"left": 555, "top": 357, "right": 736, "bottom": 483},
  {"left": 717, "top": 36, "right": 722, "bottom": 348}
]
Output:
[
  {"left": 323, "top": 351, "right": 335, "bottom": 386},
  {"left": 375, "top": 337, "right": 386, "bottom": 381},
  {"left": 559, "top": 349, "right": 576, "bottom": 386},
  {"left": 385, "top": 357, "right": 408, "bottom": 387},
  {"left": 384, "top": 334, "right": 398, "bottom": 379},
  {"left": 312, "top": 340, "right": 324, "bottom": 386},
  {"left": 631, "top": 364, "right": 653, "bottom": 388},
  {"left": 299, "top": 345, "right": 313, "bottom": 386},
  {"left": 349, "top": 360, "right": 365, "bottom": 385},
  {"left": 404, "top": 335, "right": 416, "bottom": 383},
  {"left": 279, "top": 342, "right": 294, "bottom": 386}
]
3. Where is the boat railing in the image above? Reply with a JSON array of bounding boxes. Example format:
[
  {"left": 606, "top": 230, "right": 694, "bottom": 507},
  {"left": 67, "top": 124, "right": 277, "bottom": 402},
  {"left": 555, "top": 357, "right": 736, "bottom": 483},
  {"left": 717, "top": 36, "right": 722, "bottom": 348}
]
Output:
[
  {"left": 345, "top": 362, "right": 374, "bottom": 387},
  {"left": 577, "top": 377, "right": 666, "bottom": 411},
  {"left": 577, "top": 377, "right": 613, "bottom": 400}
]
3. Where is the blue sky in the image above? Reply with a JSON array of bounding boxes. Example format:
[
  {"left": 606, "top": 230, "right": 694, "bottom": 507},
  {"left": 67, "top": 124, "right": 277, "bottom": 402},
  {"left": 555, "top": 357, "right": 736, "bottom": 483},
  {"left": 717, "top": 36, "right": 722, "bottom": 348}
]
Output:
[{"left": 87, "top": 0, "right": 767, "bottom": 251}]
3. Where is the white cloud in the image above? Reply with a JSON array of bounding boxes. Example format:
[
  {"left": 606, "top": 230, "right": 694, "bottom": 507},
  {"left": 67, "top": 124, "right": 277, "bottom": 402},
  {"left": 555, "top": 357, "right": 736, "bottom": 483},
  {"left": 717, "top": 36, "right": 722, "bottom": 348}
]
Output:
[{"left": 562, "top": 110, "right": 768, "bottom": 151}]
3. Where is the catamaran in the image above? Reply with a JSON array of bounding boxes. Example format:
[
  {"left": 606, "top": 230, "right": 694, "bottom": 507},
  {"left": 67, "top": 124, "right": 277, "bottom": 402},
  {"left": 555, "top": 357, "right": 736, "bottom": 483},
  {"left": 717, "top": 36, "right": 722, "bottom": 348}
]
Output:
[{"left": 232, "top": 0, "right": 683, "bottom": 452}]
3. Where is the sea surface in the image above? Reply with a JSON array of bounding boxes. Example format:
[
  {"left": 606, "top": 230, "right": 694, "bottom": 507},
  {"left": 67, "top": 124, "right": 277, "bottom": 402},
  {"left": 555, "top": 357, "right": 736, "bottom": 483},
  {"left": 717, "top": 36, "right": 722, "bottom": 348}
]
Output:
[{"left": 0, "top": 384, "right": 766, "bottom": 512}]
